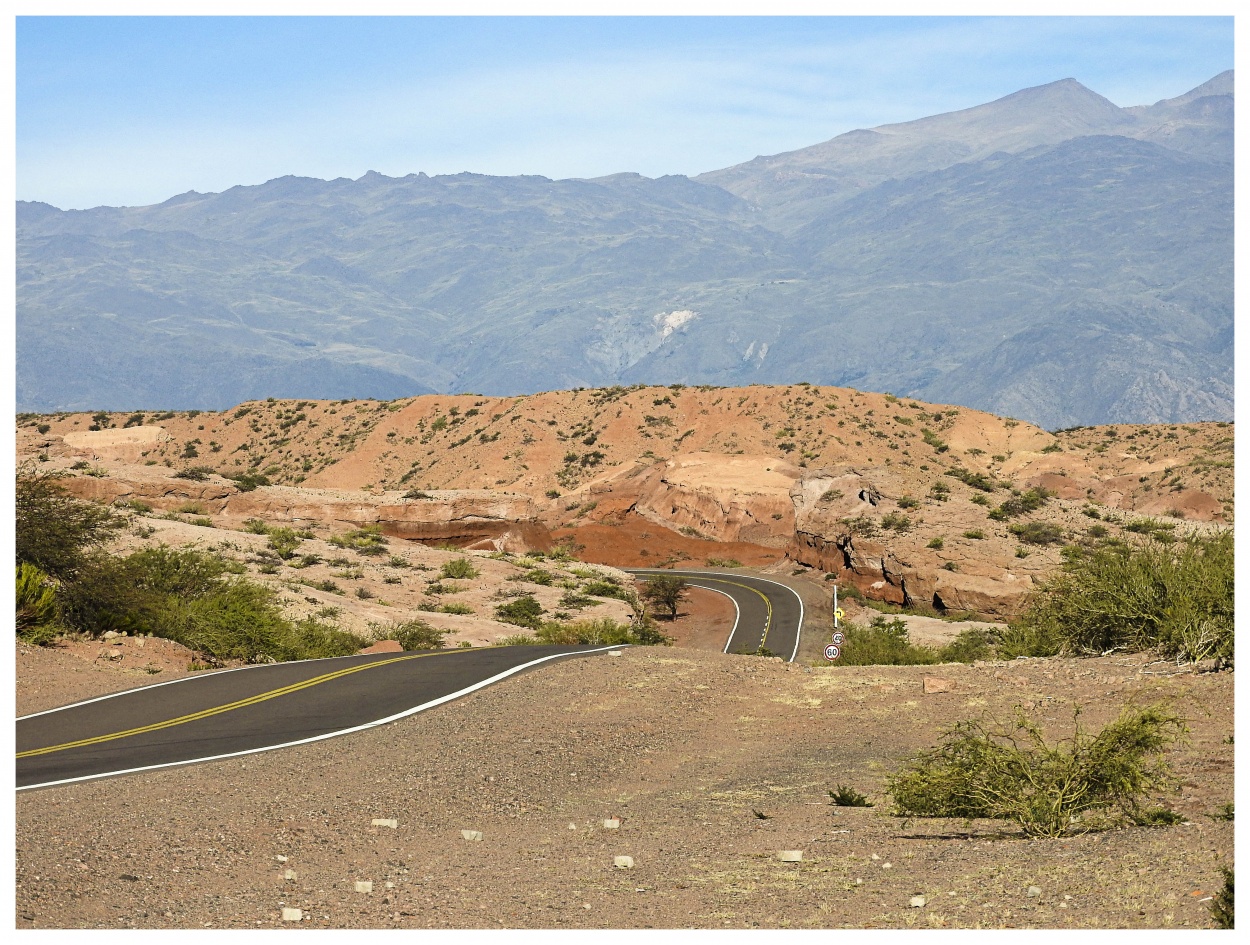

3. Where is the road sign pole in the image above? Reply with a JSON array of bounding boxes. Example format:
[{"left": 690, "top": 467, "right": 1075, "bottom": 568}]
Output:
[{"left": 833, "top": 584, "right": 839, "bottom": 629}]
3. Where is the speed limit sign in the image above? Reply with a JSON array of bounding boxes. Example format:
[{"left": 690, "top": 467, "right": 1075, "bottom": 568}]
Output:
[
  {"left": 832, "top": 632, "right": 845, "bottom": 645},
  {"left": 824, "top": 643, "right": 841, "bottom": 661}
]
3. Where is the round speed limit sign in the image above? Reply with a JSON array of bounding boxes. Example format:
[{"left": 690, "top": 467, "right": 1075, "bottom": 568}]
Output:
[
  {"left": 832, "top": 632, "right": 845, "bottom": 646},
  {"left": 824, "top": 643, "right": 841, "bottom": 661}
]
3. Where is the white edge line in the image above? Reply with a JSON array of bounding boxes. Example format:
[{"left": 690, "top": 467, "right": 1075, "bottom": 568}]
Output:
[
  {"left": 17, "top": 650, "right": 393, "bottom": 721},
  {"left": 17, "top": 645, "right": 623, "bottom": 792},
  {"left": 627, "top": 568, "right": 804, "bottom": 662}
]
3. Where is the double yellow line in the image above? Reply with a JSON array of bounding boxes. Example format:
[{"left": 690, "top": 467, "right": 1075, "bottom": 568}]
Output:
[
  {"left": 694, "top": 577, "right": 774, "bottom": 648},
  {"left": 17, "top": 650, "right": 449, "bottom": 760}
]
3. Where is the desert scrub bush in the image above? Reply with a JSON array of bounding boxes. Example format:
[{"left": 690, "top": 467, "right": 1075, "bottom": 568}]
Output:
[
  {"left": 962, "top": 529, "right": 985, "bottom": 540},
  {"left": 16, "top": 465, "right": 123, "bottom": 579},
  {"left": 582, "top": 579, "right": 631, "bottom": 601},
  {"left": 512, "top": 568, "right": 554, "bottom": 586},
  {"left": 988, "top": 487, "right": 1052, "bottom": 520},
  {"left": 329, "top": 525, "right": 388, "bottom": 556},
  {"left": 242, "top": 518, "right": 271, "bottom": 535},
  {"left": 227, "top": 471, "right": 271, "bottom": 492},
  {"left": 945, "top": 468, "right": 996, "bottom": 492},
  {"left": 705, "top": 557, "right": 741, "bottom": 568},
  {"left": 834, "top": 618, "right": 992, "bottom": 666},
  {"left": 1001, "top": 531, "right": 1233, "bottom": 662},
  {"left": 1009, "top": 521, "right": 1065, "bottom": 545},
  {"left": 500, "top": 616, "right": 669, "bottom": 647},
  {"left": 381, "top": 619, "right": 447, "bottom": 651},
  {"left": 928, "top": 481, "right": 951, "bottom": 502},
  {"left": 1211, "top": 867, "right": 1234, "bottom": 929},
  {"left": 887, "top": 703, "right": 1187, "bottom": 838},
  {"left": 836, "top": 616, "right": 938, "bottom": 666},
  {"left": 439, "top": 557, "right": 480, "bottom": 580},
  {"left": 173, "top": 465, "right": 214, "bottom": 481},
  {"left": 896, "top": 494, "right": 919, "bottom": 509},
  {"left": 16, "top": 563, "right": 60, "bottom": 644},
  {"left": 495, "top": 594, "right": 546, "bottom": 630},
  {"left": 828, "top": 785, "right": 873, "bottom": 807},
  {"left": 880, "top": 511, "right": 912, "bottom": 533},
  {"left": 926, "top": 536, "right": 944, "bottom": 550},
  {"left": 266, "top": 527, "right": 303, "bottom": 560},
  {"left": 434, "top": 602, "right": 473, "bottom": 615}
]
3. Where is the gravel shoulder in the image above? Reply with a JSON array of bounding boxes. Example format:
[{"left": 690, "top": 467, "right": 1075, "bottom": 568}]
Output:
[{"left": 15, "top": 643, "right": 1233, "bottom": 930}]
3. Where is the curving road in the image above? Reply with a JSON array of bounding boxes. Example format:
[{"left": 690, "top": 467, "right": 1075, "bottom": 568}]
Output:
[
  {"left": 627, "top": 568, "right": 804, "bottom": 662},
  {"left": 17, "top": 644, "right": 619, "bottom": 791}
]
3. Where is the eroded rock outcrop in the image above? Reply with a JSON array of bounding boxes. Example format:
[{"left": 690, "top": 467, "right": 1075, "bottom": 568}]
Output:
[{"left": 55, "top": 467, "right": 551, "bottom": 553}]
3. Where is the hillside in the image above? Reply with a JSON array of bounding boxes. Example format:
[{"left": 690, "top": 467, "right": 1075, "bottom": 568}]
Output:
[
  {"left": 16, "top": 73, "right": 1232, "bottom": 428},
  {"left": 19, "top": 383, "right": 1234, "bottom": 623}
]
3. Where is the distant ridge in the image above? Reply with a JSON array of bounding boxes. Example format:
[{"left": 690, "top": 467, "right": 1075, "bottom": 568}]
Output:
[{"left": 16, "top": 72, "right": 1232, "bottom": 428}]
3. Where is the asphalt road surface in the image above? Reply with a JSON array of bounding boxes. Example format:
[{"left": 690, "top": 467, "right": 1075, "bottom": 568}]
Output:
[
  {"left": 627, "top": 569, "right": 804, "bottom": 662},
  {"left": 17, "top": 644, "right": 619, "bottom": 791}
]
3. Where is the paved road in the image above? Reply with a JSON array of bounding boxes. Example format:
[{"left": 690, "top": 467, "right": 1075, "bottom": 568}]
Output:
[
  {"left": 17, "top": 644, "right": 619, "bottom": 791},
  {"left": 627, "top": 569, "right": 805, "bottom": 662}
]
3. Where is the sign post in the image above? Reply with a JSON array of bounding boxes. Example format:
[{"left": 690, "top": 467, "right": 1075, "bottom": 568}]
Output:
[{"left": 825, "top": 585, "right": 844, "bottom": 661}]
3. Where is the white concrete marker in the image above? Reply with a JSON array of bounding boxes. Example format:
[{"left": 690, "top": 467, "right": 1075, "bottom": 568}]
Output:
[
  {"left": 461, "top": 830, "right": 483, "bottom": 841},
  {"left": 613, "top": 856, "right": 634, "bottom": 869},
  {"left": 281, "top": 908, "right": 302, "bottom": 922},
  {"left": 778, "top": 850, "right": 803, "bottom": 862},
  {"left": 372, "top": 819, "right": 398, "bottom": 829},
  {"left": 603, "top": 819, "right": 620, "bottom": 829},
  {"left": 355, "top": 881, "right": 373, "bottom": 894}
]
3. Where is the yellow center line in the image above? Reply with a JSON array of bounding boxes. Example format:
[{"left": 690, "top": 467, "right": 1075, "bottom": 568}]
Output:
[
  {"left": 656, "top": 575, "right": 774, "bottom": 646},
  {"left": 17, "top": 650, "right": 454, "bottom": 760}
]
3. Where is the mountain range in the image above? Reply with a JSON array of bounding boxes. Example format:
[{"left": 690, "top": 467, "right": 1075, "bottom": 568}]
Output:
[{"left": 16, "top": 70, "right": 1232, "bottom": 428}]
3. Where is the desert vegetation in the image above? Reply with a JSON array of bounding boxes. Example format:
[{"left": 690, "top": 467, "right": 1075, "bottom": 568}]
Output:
[{"left": 887, "top": 703, "right": 1188, "bottom": 837}]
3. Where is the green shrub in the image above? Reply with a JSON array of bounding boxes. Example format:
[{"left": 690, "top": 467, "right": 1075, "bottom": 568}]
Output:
[
  {"left": 963, "top": 529, "right": 985, "bottom": 540},
  {"left": 16, "top": 563, "right": 60, "bottom": 644},
  {"left": 16, "top": 466, "right": 123, "bottom": 579},
  {"left": 439, "top": 557, "right": 480, "bottom": 580},
  {"left": 988, "top": 487, "right": 1052, "bottom": 520},
  {"left": 946, "top": 468, "right": 996, "bottom": 491},
  {"left": 228, "top": 471, "right": 271, "bottom": 492},
  {"left": 887, "top": 703, "right": 1187, "bottom": 837},
  {"left": 1009, "top": 521, "right": 1065, "bottom": 545},
  {"left": 173, "top": 465, "right": 214, "bottom": 481},
  {"left": 329, "top": 525, "right": 388, "bottom": 556},
  {"left": 705, "top": 557, "right": 741, "bottom": 568},
  {"left": 1005, "top": 531, "right": 1233, "bottom": 661},
  {"left": 266, "top": 528, "right": 302, "bottom": 560},
  {"left": 926, "top": 537, "right": 944, "bottom": 550},
  {"left": 881, "top": 512, "right": 912, "bottom": 533},
  {"left": 385, "top": 619, "right": 447, "bottom": 651},
  {"left": 495, "top": 595, "right": 545, "bottom": 629},
  {"left": 1211, "top": 867, "right": 1233, "bottom": 929},
  {"left": 582, "top": 579, "right": 630, "bottom": 600},
  {"left": 828, "top": 785, "right": 873, "bottom": 807},
  {"left": 836, "top": 617, "right": 938, "bottom": 666}
]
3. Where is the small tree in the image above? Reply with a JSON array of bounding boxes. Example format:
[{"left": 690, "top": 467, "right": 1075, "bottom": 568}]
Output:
[
  {"left": 16, "top": 465, "right": 123, "bottom": 579},
  {"left": 641, "top": 574, "right": 688, "bottom": 619}
]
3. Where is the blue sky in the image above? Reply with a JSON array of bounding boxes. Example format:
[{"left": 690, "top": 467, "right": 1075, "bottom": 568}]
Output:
[{"left": 16, "top": 14, "right": 1234, "bottom": 210}]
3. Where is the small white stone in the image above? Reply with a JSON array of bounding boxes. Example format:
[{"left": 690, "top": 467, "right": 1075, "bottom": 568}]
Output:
[
  {"left": 778, "top": 850, "right": 803, "bottom": 862},
  {"left": 372, "top": 818, "right": 398, "bottom": 829},
  {"left": 871, "top": 853, "right": 880, "bottom": 860},
  {"left": 281, "top": 908, "right": 302, "bottom": 922},
  {"left": 1059, "top": 902, "right": 1069, "bottom": 909},
  {"left": 385, "top": 882, "right": 395, "bottom": 890},
  {"left": 283, "top": 869, "right": 296, "bottom": 881},
  {"left": 1027, "top": 886, "right": 1042, "bottom": 898},
  {"left": 461, "top": 830, "right": 483, "bottom": 841},
  {"left": 275, "top": 855, "right": 288, "bottom": 863},
  {"left": 603, "top": 819, "right": 620, "bottom": 829},
  {"left": 614, "top": 856, "right": 634, "bottom": 869},
  {"left": 910, "top": 896, "right": 927, "bottom": 908},
  {"left": 608, "top": 650, "right": 623, "bottom": 657},
  {"left": 882, "top": 862, "right": 893, "bottom": 869},
  {"left": 568, "top": 823, "right": 578, "bottom": 830},
  {"left": 355, "top": 881, "right": 373, "bottom": 894}
]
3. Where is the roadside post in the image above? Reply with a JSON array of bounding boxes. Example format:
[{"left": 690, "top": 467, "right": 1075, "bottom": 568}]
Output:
[{"left": 825, "top": 585, "right": 844, "bottom": 661}]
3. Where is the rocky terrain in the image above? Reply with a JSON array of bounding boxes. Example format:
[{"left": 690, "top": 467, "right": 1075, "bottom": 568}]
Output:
[
  {"left": 13, "top": 381, "right": 1236, "bottom": 930},
  {"left": 15, "top": 642, "right": 1234, "bottom": 930},
  {"left": 19, "top": 383, "right": 1234, "bottom": 625}
]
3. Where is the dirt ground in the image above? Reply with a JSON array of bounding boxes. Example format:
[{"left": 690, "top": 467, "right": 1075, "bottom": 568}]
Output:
[{"left": 15, "top": 637, "right": 1233, "bottom": 930}]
